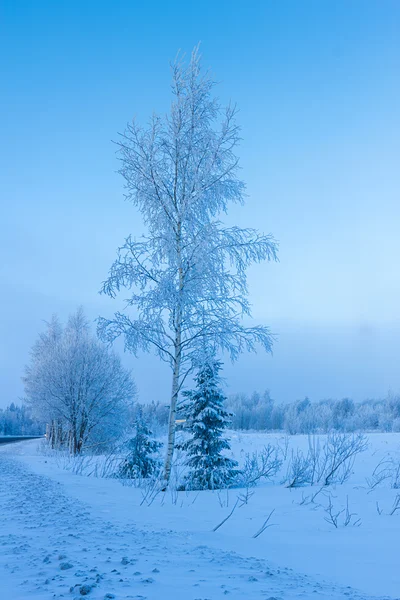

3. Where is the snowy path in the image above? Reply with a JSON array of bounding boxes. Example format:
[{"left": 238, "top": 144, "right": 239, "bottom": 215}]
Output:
[{"left": 0, "top": 452, "right": 392, "bottom": 600}]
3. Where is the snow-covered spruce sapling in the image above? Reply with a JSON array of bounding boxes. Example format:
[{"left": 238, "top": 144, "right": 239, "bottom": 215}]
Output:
[
  {"left": 118, "top": 414, "right": 162, "bottom": 479},
  {"left": 97, "top": 46, "right": 278, "bottom": 486},
  {"left": 177, "top": 359, "right": 239, "bottom": 490}
]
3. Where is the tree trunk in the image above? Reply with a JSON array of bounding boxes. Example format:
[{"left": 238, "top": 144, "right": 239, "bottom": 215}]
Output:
[
  {"left": 68, "top": 430, "right": 73, "bottom": 454},
  {"left": 163, "top": 345, "right": 181, "bottom": 487},
  {"left": 48, "top": 421, "right": 56, "bottom": 449},
  {"left": 163, "top": 220, "right": 184, "bottom": 488},
  {"left": 57, "top": 420, "right": 63, "bottom": 447}
]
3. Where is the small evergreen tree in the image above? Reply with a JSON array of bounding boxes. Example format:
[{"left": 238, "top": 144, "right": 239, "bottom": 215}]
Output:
[
  {"left": 178, "top": 359, "right": 239, "bottom": 490},
  {"left": 118, "top": 412, "right": 162, "bottom": 479}
]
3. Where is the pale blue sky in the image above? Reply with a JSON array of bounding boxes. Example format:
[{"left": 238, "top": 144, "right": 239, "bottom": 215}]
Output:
[{"left": 1, "top": 1, "right": 399, "bottom": 407}]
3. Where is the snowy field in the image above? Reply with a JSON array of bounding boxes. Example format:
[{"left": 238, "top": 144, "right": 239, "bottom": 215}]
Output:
[{"left": 1, "top": 433, "right": 399, "bottom": 600}]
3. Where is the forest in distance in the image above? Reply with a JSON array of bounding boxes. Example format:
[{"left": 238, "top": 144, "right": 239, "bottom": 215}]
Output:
[{"left": 4, "top": 392, "right": 400, "bottom": 439}]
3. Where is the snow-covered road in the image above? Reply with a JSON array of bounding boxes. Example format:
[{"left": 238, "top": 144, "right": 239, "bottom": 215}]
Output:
[{"left": 0, "top": 450, "right": 393, "bottom": 600}]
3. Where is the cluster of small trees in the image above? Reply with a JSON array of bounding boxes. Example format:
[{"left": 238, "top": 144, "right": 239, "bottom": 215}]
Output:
[
  {"left": 119, "top": 358, "right": 239, "bottom": 491},
  {"left": 23, "top": 308, "right": 136, "bottom": 454},
  {"left": 0, "top": 403, "right": 44, "bottom": 436},
  {"left": 226, "top": 393, "right": 400, "bottom": 434},
  {"left": 17, "top": 48, "right": 277, "bottom": 490}
]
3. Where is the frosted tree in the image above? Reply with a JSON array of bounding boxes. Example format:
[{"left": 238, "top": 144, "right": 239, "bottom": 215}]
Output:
[
  {"left": 118, "top": 410, "right": 162, "bottom": 479},
  {"left": 178, "top": 358, "right": 239, "bottom": 490},
  {"left": 24, "top": 308, "right": 136, "bottom": 454},
  {"left": 98, "top": 46, "right": 278, "bottom": 485}
]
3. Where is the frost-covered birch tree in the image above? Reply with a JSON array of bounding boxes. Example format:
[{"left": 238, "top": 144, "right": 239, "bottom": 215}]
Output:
[
  {"left": 24, "top": 308, "right": 136, "bottom": 454},
  {"left": 98, "top": 46, "right": 278, "bottom": 485}
]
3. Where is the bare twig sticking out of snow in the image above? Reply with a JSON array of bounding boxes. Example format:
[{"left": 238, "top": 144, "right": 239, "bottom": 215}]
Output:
[
  {"left": 367, "top": 457, "right": 396, "bottom": 493},
  {"left": 367, "top": 455, "right": 400, "bottom": 493},
  {"left": 216, "top": 488, "right": 231, "bottom": 509},
  {"left": 140, "top": 476, "right": 162, "bottom": 507},
  {"left": 278, "top": 435, "right": 290, "bottom": 460},
  {"left": 298, "top": 486, "right": 326, "bottom": 507},
  {"left": 189, "top": 491, "right": 201, "bottom": 505},
  {"left": 324, "top": 496, "right": 343, "bottom": 528},
  {"left": 324, "top": 495, "right": 361, "bottom": 528},
  {"left": 310, "top": 486, "right": 326, "bottom": 504},
  {"left": 212, "top": 498, "right": 239, "bottom": 532},
  {"left": 390, "top": 494, "right": 400, "bottom": 516},
  {"left": 237, "top": 488, "right": 255, "bottom": 507},
  {"left": 344, "top": 496, "right": 361, "bottom": 527},
  {"left": 374, "top": 496, "right": 400, "bottom": 516},
  {"left": 252, "top": 509, "right": 276, "bottom": 538},
  {"left": 393, "top": 463, "right": 400, "bottom": 489}
]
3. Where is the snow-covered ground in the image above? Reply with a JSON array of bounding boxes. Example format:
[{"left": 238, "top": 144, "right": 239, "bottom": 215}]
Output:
[{"left": 1, "top": 433, "right": 399, "bottom": 600}]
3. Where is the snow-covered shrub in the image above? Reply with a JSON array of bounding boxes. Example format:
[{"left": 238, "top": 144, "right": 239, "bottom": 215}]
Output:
[
  {"left": 367, "top": 456, "right": 400, "bottom": 491},
  {"left": 178, "top": 359, "right": 240, "bottom": 491},
  {"left": 117, "top": 414, "right": 162, "bottom": 479},
  {"left": 321, "top": 432, "right": 368, "bottom": 485},
  {"left": 238, "top": 444, "right": 283, "bottom": 487},
  {"left": 284, "top": 433, "right": 367, "bottom": 488},
  {"left": 285, "top": 449, "right": 314, "bottom": 488}
]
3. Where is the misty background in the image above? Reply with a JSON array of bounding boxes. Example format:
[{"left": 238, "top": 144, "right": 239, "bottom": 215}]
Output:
[{"left": 1, "top": 1, "right": 399, "bottom": 408}]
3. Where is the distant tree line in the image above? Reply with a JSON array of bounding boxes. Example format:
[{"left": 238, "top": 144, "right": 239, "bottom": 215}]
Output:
[
  {"left": 129, "top": 401, "right": 169, "bottom": 435},
  {"left": 131, "top": 391, "right": 400, "bottom": 435},
  {"left": 0, "top": 403, "right": 45, "bottom": 436},
  {"left": 226, "top": 392, "right": 400, "bottom": 433}
]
